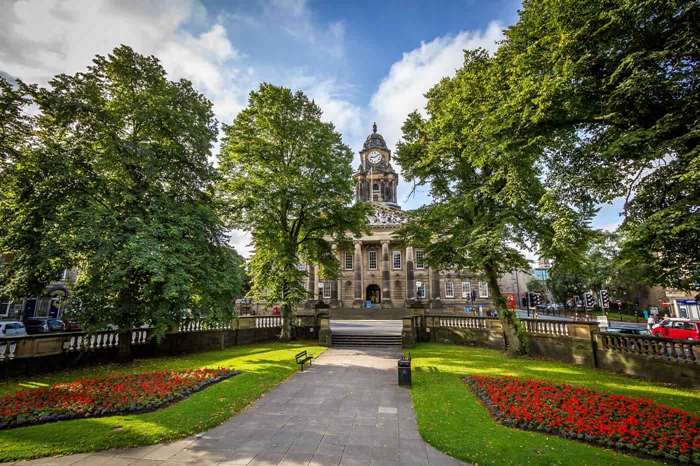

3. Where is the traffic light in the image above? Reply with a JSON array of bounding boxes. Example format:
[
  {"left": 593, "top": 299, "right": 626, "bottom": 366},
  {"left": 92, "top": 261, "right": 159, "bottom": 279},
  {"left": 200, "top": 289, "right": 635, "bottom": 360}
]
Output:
[
  {"left": 584, "top": 292, "right": 595, "bottom": 309},
  {"left": 534, "top": 293, "right": 542, "bottom": 305},
  {"left": 600, "top": 289, "right": 610, "bottom": 309}
]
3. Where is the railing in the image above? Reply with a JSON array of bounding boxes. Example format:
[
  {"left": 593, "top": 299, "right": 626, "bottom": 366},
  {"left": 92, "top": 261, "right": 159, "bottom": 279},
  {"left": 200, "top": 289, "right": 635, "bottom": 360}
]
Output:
[
  {"left": 600, "top": 332, "right": 698, "bottom": 364},
  {"left": 437, "top": 316, "right": 488, "bottom": 329},
  {"left": 178, "top": 320, "right": 233, "bottom": 332},
  {"left": 521, "top": 318, "right": 572, "bottom": 337},
  {"left": 0, "top": 339, "right": 18, "bottom": 361},
  {"left": 254, "top": 316, "right": 282, "bottom": 328}
]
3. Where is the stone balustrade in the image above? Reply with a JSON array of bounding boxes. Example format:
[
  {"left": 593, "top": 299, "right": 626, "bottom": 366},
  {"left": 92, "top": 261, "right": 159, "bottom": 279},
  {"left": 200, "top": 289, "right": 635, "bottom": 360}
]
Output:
[
  {"left": 437, "top": 316, "right": 488, "bottom": 329},
  {"left": 254, "top": 316, "right": 282, "bottom": 328},
  {"left": 0, "top": 339, "right": 18, "bottom": 361},
  {"left": 521, "top": 318, "right": 571, "bottom": 336},
  {"left": 600, "top": 332, "right": 698, "bottom": 364}
]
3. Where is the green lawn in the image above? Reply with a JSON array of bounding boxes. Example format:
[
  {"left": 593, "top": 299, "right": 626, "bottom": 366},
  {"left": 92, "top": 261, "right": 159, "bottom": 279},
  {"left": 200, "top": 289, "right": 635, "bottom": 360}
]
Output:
[
  {"left": 0, "top": 341, "right": 325, "bottom": 462},
  {"left": 410, "top": 343, "right": 700, "bottom": 466}
]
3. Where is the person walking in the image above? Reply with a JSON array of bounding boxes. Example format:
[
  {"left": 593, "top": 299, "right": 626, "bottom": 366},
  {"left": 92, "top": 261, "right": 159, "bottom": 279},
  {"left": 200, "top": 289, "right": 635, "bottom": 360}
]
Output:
[{"left": 647, "top": 314, "right": 656, "bottom": 331}]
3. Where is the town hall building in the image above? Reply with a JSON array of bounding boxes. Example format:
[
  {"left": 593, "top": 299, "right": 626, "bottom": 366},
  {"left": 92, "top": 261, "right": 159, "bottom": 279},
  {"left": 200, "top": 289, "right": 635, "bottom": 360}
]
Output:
[{"left": 304, "top": 124, "right": 493, "bottom": 312}]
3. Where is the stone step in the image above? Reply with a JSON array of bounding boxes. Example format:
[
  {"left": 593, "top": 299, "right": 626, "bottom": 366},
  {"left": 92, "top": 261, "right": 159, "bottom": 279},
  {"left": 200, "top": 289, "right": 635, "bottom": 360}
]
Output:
[{"left": 331, "top": 334, "right": 402, "bottom": 347}]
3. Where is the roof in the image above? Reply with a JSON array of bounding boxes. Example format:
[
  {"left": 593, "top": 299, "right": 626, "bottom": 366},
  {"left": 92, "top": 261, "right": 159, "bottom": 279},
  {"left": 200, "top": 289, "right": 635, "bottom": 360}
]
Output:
[{"left": 362, "top": 122, "right": 388, "bottom": 151}]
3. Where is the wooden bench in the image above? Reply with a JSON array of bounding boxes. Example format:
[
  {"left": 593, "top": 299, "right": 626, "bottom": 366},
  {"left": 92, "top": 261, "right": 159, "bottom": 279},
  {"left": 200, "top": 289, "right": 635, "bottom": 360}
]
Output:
[{"left": 295, "top": 350, "right": 313, "bottom": 371}]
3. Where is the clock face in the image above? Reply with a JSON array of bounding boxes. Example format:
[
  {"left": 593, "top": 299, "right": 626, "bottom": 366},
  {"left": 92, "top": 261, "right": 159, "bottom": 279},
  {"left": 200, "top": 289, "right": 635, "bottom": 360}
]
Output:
[{"left": 368, "top": 151, "right": 382, "bottom": 164}]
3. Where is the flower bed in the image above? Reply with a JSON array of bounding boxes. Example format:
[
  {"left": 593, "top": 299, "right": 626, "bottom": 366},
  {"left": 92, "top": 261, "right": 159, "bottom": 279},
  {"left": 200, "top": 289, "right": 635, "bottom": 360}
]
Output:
[
  {"left": 466, "top": 375, "right": 700, "bottom": 464},
  {"left": 0, "top": 368, "right": 239, "bottom": 429}
]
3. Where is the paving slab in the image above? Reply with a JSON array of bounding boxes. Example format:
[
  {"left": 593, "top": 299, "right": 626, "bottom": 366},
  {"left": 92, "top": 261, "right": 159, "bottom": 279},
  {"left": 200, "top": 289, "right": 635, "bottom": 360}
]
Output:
[{"left": 17, "top": 348, "right": 469, "bottom": 466}]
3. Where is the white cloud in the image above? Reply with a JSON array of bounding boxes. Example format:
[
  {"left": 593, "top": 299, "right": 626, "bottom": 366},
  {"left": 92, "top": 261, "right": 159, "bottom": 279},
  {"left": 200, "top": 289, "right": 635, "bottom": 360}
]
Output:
[
  {"left": 370, "top": 21, "right": 504, "bottom": 149},
  {"left": 0, "top": 0, "right": 243, "bottom": 123},
  {"left": 369, "top": 21, "right": 504, "bottom": 208}
]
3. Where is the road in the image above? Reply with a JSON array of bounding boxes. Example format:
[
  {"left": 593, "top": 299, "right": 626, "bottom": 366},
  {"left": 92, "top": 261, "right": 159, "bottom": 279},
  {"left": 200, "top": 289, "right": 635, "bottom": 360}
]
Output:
[{"left": 514, "top": 310, "right": 646, "bottom": 330}]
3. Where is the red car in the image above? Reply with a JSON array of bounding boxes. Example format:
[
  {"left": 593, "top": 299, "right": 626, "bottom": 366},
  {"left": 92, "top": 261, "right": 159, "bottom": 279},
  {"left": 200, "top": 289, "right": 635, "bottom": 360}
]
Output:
[{"left": 651, "top": 318, "right": 700, "bottom": 341}]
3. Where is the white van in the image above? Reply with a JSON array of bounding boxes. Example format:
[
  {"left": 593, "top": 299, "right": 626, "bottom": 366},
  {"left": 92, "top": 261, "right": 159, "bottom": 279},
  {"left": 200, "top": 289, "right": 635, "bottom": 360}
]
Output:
[{"left": 0, "top": 321, "right": 28, "bottom": 337}]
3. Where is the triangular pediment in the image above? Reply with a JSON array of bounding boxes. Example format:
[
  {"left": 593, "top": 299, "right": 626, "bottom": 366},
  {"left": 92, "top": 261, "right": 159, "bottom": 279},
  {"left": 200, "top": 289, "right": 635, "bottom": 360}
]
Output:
[{"left": 367, "top": 203, "right": 406, "bottom": 226}]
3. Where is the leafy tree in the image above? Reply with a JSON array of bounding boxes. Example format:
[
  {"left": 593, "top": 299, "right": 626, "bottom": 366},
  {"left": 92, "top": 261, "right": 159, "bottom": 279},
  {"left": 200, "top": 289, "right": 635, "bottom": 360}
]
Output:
[
  {"left": 499, "top": 0, "right": 699, "bottom": 290},
  {"left": 218, "top": 83, "right": 369, "bottom": 339},
  {"left": 1, "top": 47, "right": 244, "bottom": 356},
  {"left": 526, "top": 278, "right": 547, "bottom": 296},
  {"left": 395, "top": 50, "right": 591, "bottom": 355},
  {"left": 1, "top": 77, "right": 77, "bottom": 301}
]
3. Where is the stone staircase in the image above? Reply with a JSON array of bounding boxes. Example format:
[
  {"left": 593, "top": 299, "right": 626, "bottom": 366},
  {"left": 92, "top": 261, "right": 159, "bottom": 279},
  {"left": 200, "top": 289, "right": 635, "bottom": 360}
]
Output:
[
  {"left": 331, "top": 334, "right": 403, "bottom": 347},
  {"left": 330, "top": 319, "right": 403, "bottom": 348}
]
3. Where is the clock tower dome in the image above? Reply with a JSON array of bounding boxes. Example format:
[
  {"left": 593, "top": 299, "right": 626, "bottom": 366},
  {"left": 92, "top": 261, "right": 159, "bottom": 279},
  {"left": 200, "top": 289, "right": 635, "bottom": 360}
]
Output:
[{"left": 355, "top": 123, "right": 399, "bottom": 208}]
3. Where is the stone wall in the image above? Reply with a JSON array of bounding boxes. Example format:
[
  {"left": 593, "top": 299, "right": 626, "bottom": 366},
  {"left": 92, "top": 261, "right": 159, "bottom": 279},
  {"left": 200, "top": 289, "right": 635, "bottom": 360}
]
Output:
[
  {"left": 0, "top": 315, "right": 320, "bottom": 377},
  {"left": 404, "top": 314, "right": 700, "bottom": 387}
]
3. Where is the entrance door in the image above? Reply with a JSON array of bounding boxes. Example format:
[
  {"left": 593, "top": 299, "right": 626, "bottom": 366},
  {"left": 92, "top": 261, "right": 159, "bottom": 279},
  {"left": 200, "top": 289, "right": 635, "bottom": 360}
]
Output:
[{"left": 366, "top": 284, "right": 381, "bottom": 304}]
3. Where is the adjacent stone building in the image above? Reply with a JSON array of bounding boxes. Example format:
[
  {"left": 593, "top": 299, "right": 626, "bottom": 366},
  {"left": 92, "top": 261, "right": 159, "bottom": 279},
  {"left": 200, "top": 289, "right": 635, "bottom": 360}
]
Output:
[{"left": 304, "top": 124, "right": 493, "bottom": 312}]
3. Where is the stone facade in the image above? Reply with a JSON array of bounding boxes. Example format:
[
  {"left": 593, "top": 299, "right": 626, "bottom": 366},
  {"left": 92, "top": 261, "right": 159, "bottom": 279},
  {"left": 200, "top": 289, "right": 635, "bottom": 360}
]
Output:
[{"left": 305, "top": 125, "right": 493, "bottom": 312}]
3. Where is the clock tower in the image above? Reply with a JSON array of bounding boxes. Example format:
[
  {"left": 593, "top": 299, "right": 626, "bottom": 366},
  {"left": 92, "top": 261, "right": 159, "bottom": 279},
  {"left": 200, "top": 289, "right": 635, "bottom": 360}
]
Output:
[{"left": 355, "top": 123, "right": 399, "bottom": 208}]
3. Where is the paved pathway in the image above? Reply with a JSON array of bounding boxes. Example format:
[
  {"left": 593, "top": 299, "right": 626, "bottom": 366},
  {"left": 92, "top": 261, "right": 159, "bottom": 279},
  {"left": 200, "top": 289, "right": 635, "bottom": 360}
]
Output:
[{"left": 16, "top": 348, "right": 467, "bottom": 466}]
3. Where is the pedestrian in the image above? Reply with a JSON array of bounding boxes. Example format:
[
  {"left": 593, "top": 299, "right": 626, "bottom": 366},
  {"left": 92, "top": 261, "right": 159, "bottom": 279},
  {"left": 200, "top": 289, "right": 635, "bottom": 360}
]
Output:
[{"left": 647, "top": 314, "right": 656, "bottom": 331}]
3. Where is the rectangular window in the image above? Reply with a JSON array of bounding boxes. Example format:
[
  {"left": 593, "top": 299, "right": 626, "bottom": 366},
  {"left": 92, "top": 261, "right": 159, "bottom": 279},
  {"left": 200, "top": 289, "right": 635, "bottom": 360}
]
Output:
[
  {"left": 0, "top": 298, "right": 10, "bottom": 317},
  {"left": 462, "top": 281, "right": 471, "bottom": 298},
  {"left": 322, "top": 281, "right": 332, "bottom": 299},
  {"left": 344, "top": 251, "right": 353, "bottom": 270},
  {"left": 479, "top": 281, "right": 489, "bottom": 298},
  {"left": 368, "top": 250, "right": 377, "bottom": 270},
  {"left": 445, "top": 281, "right": 454, "bottom": 298},
  {"left": 392, "top": 250, "right": 401, "bottom": 269},
  {"left": 415, "top": 249, "right": 425, "bottom": 269},
  {"left": 417, "top": 283, "right": 426, "bottom": 299}
]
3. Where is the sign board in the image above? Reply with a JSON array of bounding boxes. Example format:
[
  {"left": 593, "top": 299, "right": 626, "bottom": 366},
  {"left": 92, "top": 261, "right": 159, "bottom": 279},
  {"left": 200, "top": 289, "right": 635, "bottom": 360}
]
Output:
[
  {"left": 416, "top": 281, "right": 422, "bottom": 287},
  {"left": 596, "top": 315, "right": 609, "bottom": 330},
  {"left": 318, "top": 282, "right": 324, "bottom": 288}
]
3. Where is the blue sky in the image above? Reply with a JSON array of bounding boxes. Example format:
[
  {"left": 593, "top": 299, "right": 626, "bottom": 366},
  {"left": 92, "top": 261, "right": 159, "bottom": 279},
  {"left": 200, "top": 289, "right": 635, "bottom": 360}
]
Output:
[{"left": 0, "top": 0, "right": 623, "bottom": 255}]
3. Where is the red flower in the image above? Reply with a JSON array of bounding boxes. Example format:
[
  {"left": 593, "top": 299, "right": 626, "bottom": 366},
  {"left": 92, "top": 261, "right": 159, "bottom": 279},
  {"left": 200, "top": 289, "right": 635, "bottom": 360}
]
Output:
[
  {"left": 0, "top": 368, "right": 237, "bottom": 429},
  {"left": 466, "top": 375, "right": 700, "bottom": 463}
]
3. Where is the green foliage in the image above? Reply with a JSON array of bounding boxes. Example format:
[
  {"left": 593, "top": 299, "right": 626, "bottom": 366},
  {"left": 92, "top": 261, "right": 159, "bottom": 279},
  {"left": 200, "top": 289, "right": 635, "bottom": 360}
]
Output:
[
  {"left": 526, "top": 278, "right": 547, "bottom": 295},
  {"left": 411, "top": 343, "right": 699, "bottom": 466},
  {"left": 0, "top": 78, "right": 69, "bottom": 297},
  {"left": 218, "top": 83, "right": 369, "bottom": 337},
  {"left": 395, "top": 50, "right": 592, "bottom": 354},
  {"left": 0, "top": 342, "right": 326, "bottom": 462},
  {"left": 500, "top": 0, "right": 699, "bottom": 290},
  {"left": 0, "top": 46, "right": 244, "bottom": 333},
  {"left": 547, "top": 232, "right": 653, "bottom": 306}
]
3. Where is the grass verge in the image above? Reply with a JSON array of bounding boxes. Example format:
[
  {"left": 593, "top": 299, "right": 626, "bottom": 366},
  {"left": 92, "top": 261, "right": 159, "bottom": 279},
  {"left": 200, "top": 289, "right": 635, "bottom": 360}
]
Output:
[
  {"left": 0, "top": 341, "right": 325, "bottom": 462},
  {"left": 410, "top": 343, "right": 700, "bottom": 466}
]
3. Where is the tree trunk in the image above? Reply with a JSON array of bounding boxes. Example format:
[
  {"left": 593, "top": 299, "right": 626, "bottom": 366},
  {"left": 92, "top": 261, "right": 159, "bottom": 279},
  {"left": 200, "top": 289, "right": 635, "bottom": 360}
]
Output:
[
  {"left": 280, "top": 303, "right": 293, "bottom": 341},
  {"left": 117, "top": 329, "right": 133, "bottom": 362},
  {"left": 485, "top": 264, "right": 527, "bottom": 356}
]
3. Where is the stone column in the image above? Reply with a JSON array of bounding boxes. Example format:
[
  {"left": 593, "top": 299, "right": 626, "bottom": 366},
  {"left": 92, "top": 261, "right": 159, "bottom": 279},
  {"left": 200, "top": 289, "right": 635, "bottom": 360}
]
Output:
[
  {"left": 381, "top": 240, "right": 391, "bottom": 304},
  {"left": 308, "top": 264, "right": 316, "bottom": 302},
  {"left": 313, "top": 265, "right": 320, "bottom": 301},
  {"left": 430, "top": 267, "right": 442, "bottom": 308},
  {"left": 353, "top": 241, "right": 363, "bottom": 304},
  {"left": 406, "top": 246, "right": 415, "bottom": 300}
]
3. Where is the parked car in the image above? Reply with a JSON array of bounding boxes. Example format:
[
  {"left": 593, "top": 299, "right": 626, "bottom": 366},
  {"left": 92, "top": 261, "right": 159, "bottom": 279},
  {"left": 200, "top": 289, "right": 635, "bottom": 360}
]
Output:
[
  {"left": 0, "top": 321, "right": 28, "bottom": 338},
  {"left": 605, "top": 327, "right": 650, "bottom": 336},
  {"left": 23, "top": 318, "right": 66, "bottom": 335},
  {"left": 63, "top": 320, "right": 82, "bottom": 332},
  {"left": 651, "top": 318, "right": 700, "bottom": 341}
]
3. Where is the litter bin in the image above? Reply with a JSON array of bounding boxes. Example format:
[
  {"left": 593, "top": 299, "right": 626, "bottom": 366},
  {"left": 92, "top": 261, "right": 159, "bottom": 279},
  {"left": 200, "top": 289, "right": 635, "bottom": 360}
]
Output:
[{"left": 398, "top": 352, "right": 411, "bottom": 386}]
